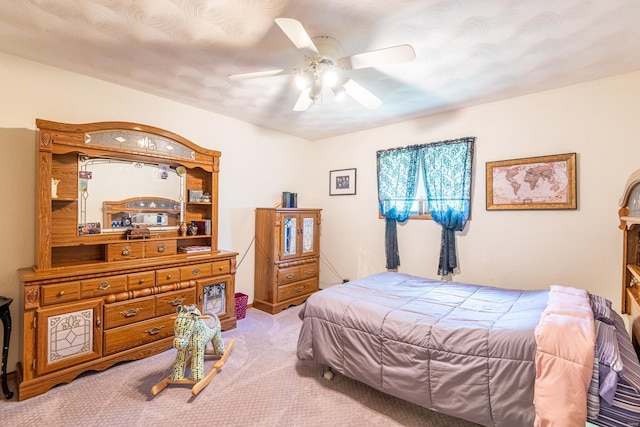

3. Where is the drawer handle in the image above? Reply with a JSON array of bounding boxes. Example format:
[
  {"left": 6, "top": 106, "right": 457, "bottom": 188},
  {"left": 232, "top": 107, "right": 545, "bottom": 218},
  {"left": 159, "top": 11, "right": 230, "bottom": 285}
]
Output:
[
  {"left": 296, "top": 286, "right": 303, "bottom": 292},
  {"left": 58, "top": 290, "right": 65, "bottom": 297},
  {"left": 193, "top": 268, "right": 201, "bottom": 275},
  {"left": 145, "top": 325, "right": 164, "bottom": 335},
  {"left": 304, "top": 270, "right": 313, "bottom": 275},
  {"left": 120, "top": 308, "right": 141, "bottom": 318},
  {"left": 98, "top": 282, "right": 111, "bottom": 290},
  {"left": 286, "top": 274, "right": 294, "bottom": 279},
  {"left": 157, "top": 243, "right": 166, "bottom": 253},
  {"left": 121, "top": 246, "right": 131, "bottom": 256},
  {"left": 169, "top": 297, "right": 185, "bottom": 306},
  {"left": 166, "top": 274, "right": 172, "bottom": 280},
  {"left": 96, "top": 316, "right": 101, "bottom": 327},
  {"left": 138, "top": 279, "right": 145, "bottom": 285},
  {"left": 218, "top": 266, "right": 223, "bottom": 271}
]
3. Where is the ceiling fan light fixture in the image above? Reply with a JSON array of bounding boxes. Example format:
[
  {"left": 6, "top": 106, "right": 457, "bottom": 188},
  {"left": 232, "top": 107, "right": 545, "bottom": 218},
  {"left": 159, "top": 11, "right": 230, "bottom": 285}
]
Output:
[{"left": 322, "top": 68, "right": 339, "bottom": 88}]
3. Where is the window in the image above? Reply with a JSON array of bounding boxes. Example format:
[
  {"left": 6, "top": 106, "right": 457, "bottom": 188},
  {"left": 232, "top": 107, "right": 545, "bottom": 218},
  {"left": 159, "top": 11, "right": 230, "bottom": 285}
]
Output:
[
  {"left": 376, "top": 137, "right": 475, "bottom": 273},
  {"left": 379, "top": 166, "right": 431, "bottom": 219}
]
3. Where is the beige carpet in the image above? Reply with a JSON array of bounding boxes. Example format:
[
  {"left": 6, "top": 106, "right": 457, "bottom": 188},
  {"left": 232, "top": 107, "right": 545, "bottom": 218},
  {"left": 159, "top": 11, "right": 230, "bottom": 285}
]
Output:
[{"left": 2, "top": 305, "right": 480, "bottom": 427}]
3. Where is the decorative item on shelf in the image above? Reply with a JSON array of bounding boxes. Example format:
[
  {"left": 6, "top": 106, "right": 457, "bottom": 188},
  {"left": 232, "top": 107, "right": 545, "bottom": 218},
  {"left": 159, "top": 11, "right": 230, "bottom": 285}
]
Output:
[
  {"left": 78, "top": 222, "right": 101, "bottom": 235},
  {"left": 126, "top": 225, "right": 151, "bottom": 239},
  {"left": 180, "top": 221, "right": 188, "bottom": 236},
  {"left": 189, "top": 190, "right": 203, "bottom": 202},
  {"left": 51, "top": 178, "right": 60, "bottom": 198},
  {"left": 202, "top": 193, "right": 211, "bottom": 203},
  {"left": 188, "top": 220, "right": 198, "bottom": 236}
]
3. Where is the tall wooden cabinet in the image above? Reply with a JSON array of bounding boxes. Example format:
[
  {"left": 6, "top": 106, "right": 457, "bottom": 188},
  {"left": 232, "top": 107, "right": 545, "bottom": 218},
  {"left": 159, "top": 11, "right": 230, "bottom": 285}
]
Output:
[
  {"left": 254, "top": 208, "right": 321, "bottom": 314},
  {"left": 18, "top": 119, "right": 237, "bottom": 400},
  {"left": 620, "top": 169, "right": 640, "bottom": 321}
]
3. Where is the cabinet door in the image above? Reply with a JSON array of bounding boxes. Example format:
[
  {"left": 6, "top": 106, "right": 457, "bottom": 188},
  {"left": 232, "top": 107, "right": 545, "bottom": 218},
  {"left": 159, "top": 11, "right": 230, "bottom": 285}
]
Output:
[
  {"left": 300, "top": 212, "right": 320, "bottom": 257},
  {"left": 197, "top": 275, "right": 235, "bottom": 326},
  {"left": 36, "top": 299, "right": 102, "bottom": 375},
  {"left": 280, "top": 213, "right": 299, "bottom": 260}
]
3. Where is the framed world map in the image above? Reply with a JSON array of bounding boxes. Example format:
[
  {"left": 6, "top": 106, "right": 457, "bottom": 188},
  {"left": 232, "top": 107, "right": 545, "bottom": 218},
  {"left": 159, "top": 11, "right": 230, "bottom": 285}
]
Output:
[{"left": 486, "top": 153, "right": 577, "bottom": 210}]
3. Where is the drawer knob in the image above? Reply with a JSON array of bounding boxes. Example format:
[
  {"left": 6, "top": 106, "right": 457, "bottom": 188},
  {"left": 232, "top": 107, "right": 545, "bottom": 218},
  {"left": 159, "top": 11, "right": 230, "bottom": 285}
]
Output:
[
  {"left": 305, "top": 270, "right": 313, "bottom": 275},
  {"left": 286, "top": 273, "right": 294, "bottom": 279},
  {"left": 145, "top": 325, "right": 164, "bottom": 335},
  {"left": 96, "top": 316, "right": 101, "bottom": 327},
  {"left": 219, "top": 266, "right": 223, "bottom": 271},
  {"left": 120, "top": 308, "right": 141, "bottom": 318},
  {"left": 157, "top": 243, "right": 166, "bottom": 253},
  {"left": 98, "top": 282, "right": 111, "bottom": 290},
  {"left": 193, "top": 268, "right": 201, "bottom": 275},
  {"left": 166, "top": 274, "right": 172, "bottom": 280},
  {"left": 138, "top": 279, "right": 145, "bottom": 285},
  {"left": 296, "top": 286, "right": 303, "bottom": 292},
  {"left": 121, "top": 246, "right": 131, "bottom": 256},
  {"left": 58, "top": 290, "right": 65, "bottom": 297}
]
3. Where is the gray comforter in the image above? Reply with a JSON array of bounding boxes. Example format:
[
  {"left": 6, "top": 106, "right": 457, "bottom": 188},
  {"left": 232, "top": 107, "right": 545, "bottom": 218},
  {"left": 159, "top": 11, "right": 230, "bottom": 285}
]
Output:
[{"left": 296, "top": 272, "right": 549, "bottom": 427}]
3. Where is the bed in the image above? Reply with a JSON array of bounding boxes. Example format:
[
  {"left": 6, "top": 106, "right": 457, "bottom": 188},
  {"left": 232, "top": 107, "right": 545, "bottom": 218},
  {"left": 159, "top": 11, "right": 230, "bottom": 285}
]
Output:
[{"left": 296, "top": 272, "right": 640, "bottom": 427}]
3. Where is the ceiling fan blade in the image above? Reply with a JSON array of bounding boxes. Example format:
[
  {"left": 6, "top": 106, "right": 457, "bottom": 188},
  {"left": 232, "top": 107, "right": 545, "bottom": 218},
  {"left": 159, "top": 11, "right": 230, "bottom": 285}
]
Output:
[
  {"left": 343, "top": 79, "right": 382, "bottom": 110},
  {"left": 228, "top": 69, "right": 292, "bottom": 81},
  {"left": 275, "top": 18, "right": 320, "bottom": 56},
  {"left": 293, "top": 88, "right": 313, "bottom": 111},
  {"left": 340, "top": 44, "right": 416, "bottom": 70}
]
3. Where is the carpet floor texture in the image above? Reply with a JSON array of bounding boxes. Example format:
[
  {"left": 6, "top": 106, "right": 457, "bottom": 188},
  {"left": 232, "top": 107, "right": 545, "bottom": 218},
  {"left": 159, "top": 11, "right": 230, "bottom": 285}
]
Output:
[{"left": 2, "top": 305, "right": 480, "bottom": 426}]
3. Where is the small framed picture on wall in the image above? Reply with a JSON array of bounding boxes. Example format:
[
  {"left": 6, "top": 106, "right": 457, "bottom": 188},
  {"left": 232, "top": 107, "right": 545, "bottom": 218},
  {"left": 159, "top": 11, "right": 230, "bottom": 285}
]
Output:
[{"left": 329, "top": 168, "right": 357, "bottom": 196}]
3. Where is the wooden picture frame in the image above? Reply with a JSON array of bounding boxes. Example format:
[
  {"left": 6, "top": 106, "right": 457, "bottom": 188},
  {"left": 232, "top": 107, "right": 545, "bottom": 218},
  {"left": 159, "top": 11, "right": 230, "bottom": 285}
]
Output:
[
  {"left": 329, "top": 168, "right": 357, "bottom": 196},
  {"left": 486, "top": 153, "right": 576, "bottom": 210}
]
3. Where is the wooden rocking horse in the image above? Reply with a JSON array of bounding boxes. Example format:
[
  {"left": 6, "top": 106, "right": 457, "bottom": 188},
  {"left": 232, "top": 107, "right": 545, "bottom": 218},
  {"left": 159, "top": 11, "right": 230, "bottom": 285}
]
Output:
[{"left": 151, "top": 304, "right": 234, "bottom": 396}]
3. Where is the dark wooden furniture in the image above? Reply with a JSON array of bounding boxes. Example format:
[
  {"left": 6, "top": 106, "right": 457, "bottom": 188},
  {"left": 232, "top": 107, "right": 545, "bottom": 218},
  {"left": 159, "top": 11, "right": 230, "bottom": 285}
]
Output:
[
  {"left": 0, "top": 296, "right": 12, "bottom": 399},
  {"left": 18, "top": 120, "right": 237, "bottom": 400},
  {"left": 254, "top": 208, "right": 321, "bottom": 314}
]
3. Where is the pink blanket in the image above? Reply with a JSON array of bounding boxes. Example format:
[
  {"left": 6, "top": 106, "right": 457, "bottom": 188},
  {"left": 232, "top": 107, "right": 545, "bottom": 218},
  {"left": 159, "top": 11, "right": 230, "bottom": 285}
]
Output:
[{"left": 534, "top": 285, "right": 595, "bottom": 426}]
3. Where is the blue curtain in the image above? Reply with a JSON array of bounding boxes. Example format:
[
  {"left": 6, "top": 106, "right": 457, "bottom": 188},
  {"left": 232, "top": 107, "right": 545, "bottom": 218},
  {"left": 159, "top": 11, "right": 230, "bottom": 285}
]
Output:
[
  {"left": 420, "top": 138, "right": 475, "bottom": 276},
  {"left": 376, "top": 146, "right": 420, "bottom": 269}
]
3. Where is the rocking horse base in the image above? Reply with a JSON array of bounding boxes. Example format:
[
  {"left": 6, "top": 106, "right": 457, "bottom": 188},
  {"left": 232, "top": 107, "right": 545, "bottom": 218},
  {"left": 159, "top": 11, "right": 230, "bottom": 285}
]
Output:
[{"left": 151, "top": 338, "right": 235, "bottom": 396}]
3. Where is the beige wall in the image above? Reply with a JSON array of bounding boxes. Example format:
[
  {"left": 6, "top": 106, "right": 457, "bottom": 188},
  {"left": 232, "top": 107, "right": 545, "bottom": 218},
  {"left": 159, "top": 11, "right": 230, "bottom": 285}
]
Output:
[
  {"left": 2, "top": 50, "right": 640, "bottom": 375},
  {"left": 313, "top": 71, "right": 640, "bottom": 308}
]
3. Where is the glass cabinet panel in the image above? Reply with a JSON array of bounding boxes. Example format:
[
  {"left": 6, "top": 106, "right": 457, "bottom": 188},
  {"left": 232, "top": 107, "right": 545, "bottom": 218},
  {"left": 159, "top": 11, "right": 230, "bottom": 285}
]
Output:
[
  {"left": 302, "top": 217, "right": 315, "bottom": 253},
  {"left": 283, "top": 216, "right": 297, "bottom": 256}
]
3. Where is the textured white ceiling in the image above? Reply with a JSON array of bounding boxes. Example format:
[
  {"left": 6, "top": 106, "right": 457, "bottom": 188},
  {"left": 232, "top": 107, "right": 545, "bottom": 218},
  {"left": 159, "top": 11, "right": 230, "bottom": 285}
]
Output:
[{"left": 1, "top": 0, "right": 639, "bottom": 140}]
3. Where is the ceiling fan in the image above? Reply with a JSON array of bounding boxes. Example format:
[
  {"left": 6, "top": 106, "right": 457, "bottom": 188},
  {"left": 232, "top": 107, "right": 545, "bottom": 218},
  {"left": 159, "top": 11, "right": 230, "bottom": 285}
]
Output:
[{"left": 229, "top": 18, "right": 416, "bottom": 111}]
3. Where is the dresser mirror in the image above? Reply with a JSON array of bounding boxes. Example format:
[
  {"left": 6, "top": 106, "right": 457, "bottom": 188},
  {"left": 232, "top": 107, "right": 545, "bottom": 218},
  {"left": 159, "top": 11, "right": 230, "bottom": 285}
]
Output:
[{"left": 78, "top": 156, "right": 185, "bottom": 234}]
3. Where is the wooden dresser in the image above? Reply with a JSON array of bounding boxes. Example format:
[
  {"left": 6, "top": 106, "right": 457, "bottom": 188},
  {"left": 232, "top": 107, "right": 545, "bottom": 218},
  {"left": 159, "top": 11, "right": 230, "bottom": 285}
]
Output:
[
  {"left": 18, "top": 119, "right": 237, "bottom": 400},
  {"left": 254, "top": 208, "right": 321, "bottom": 314}
]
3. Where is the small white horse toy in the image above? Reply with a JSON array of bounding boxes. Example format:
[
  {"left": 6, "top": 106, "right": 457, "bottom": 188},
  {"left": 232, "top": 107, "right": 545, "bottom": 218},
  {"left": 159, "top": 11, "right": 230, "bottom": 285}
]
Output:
[{"left": 151, "top": 304, "right": 234, "bottom": 396}]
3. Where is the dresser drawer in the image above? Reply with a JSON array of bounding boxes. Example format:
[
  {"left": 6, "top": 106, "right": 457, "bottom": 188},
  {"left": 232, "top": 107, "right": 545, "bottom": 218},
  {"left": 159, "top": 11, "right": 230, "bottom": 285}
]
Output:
[
  {"left": 103, "top": 314, "right": 174, "bottom": 356},
  {"left": 81, "top": 275, "right": 128, "bottom": 298},
  {"left": 277, "top": 266, "right": 301, "bottom": 285},
  {"left": 180, "top": 262, "right": 212, "bottom": 281},
  {"left": 211, "top": 260, "right": 230, "bottom": 275},
  {"left": 299, "top": 262, "right": 318, "bottom": 280},
  {"left": 144, "top": 239, "right": 177, "bottom": 258},
  {"left": 107, "top": 242, "right": 144, "bottom": 262},
  {"left": 41, "top": 281, "right": 80, "bottom": 305},
  {"left": 127, "top": 271, "right": 156, "bottom": 291},
  {"left": 278, "top": 278, "right": 318, "bottom": 302},
  {"left": 156, "top": 288, "right": 196, "bottom": 316},
  {"left": 156, "top": 267, "right": 181, "bottom": 286},
  {"left": 104, "top": 295, "right": 156, "bottom": 329}
]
